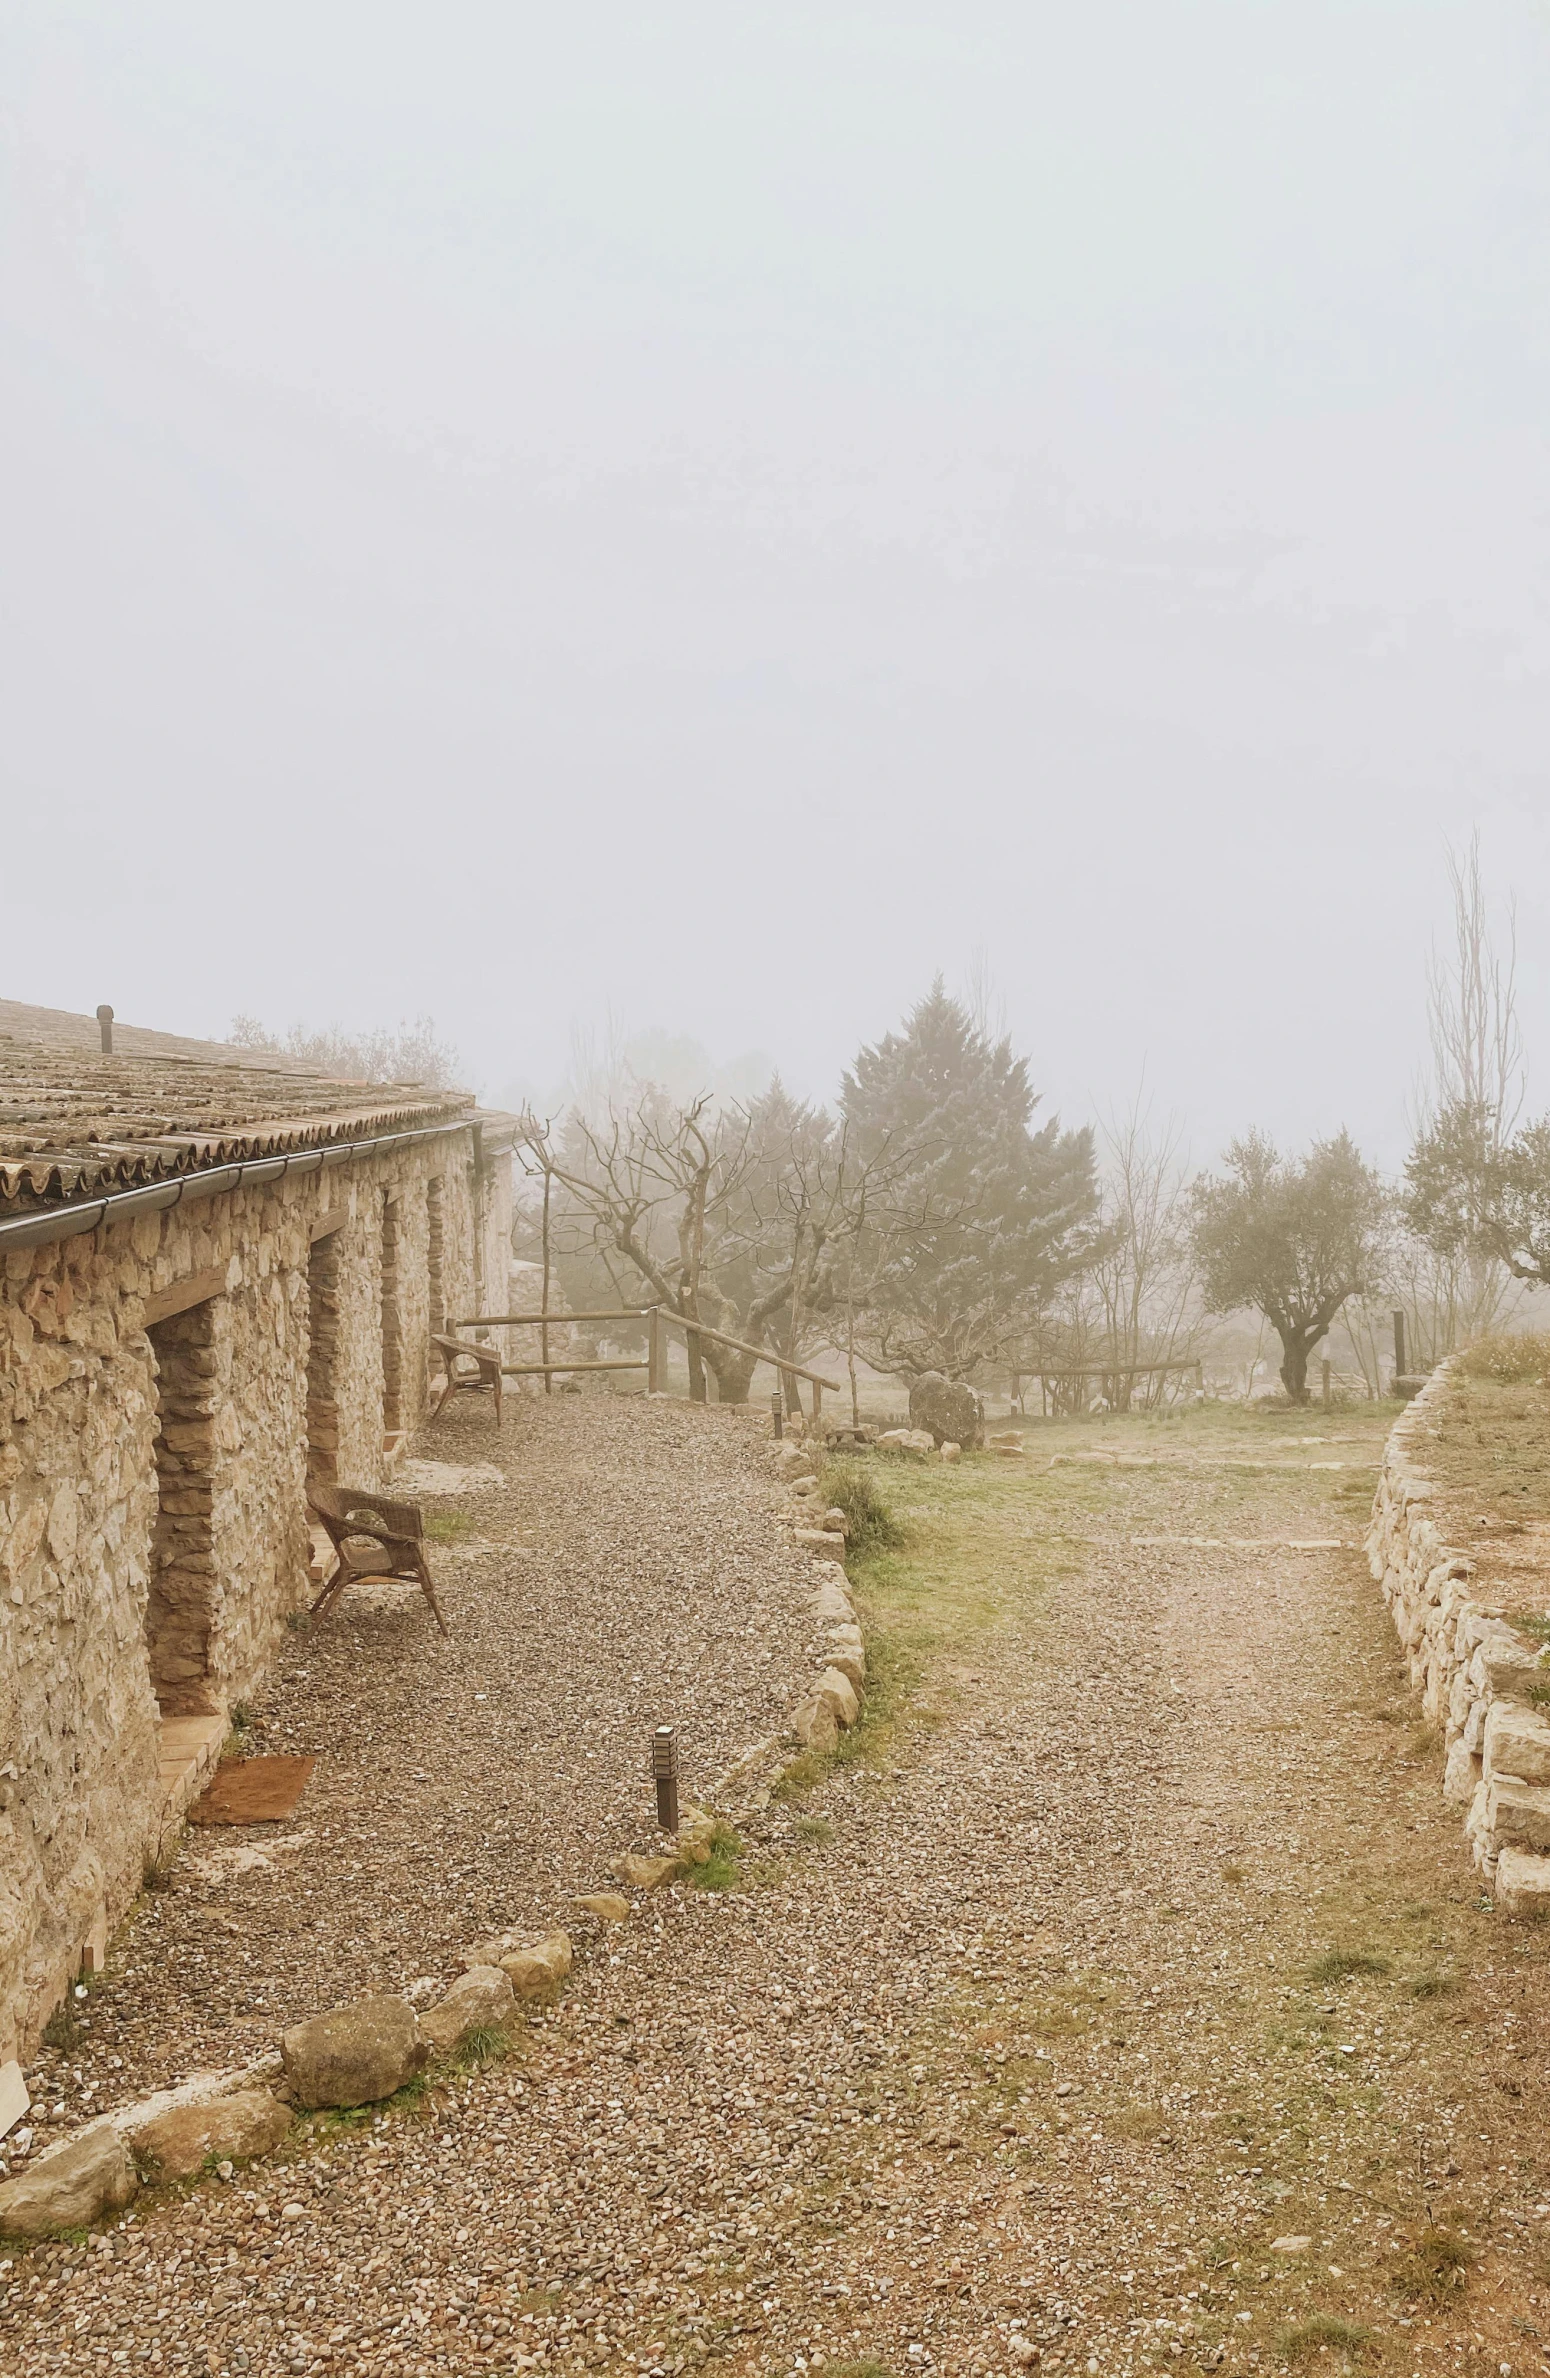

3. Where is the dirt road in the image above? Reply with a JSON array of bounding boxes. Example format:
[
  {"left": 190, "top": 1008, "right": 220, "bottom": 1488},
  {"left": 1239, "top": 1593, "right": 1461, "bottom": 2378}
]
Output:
[{"left": 8, "top": 1403, "right": 1550, "bottom": 2378}]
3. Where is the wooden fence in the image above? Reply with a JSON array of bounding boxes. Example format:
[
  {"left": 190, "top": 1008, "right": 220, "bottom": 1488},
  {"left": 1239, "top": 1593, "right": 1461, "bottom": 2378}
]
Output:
[{"left": 447, "top": 1306, "right": 841, "bottom": 1414}]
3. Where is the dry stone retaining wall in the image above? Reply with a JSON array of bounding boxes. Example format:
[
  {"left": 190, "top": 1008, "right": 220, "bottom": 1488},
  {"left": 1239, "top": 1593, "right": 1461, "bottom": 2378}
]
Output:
[
  {"left": 0, "top": 1129, "right": 511, "bottom": 2062},
  {"left": 1367, "top": 1359, "right": 1550, "bottom": 1916}
]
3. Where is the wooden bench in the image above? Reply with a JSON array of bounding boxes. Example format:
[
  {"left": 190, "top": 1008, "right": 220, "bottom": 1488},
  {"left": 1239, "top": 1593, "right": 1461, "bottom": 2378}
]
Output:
[{"left": 431, "top": 1332, "right": 503, "bottom": 1426}]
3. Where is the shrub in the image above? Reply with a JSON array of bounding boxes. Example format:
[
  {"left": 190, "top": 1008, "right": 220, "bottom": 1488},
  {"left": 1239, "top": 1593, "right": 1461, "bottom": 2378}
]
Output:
[
  {"left": 1456, "top": 1333, "right": 1550, "bottom": 1384},
  {"left": 817, "top": 1458, "right": 904, "bottom": 1559},
  {"left": 1392, "top": 2226, "right": 1474, "bottom": 2302}
]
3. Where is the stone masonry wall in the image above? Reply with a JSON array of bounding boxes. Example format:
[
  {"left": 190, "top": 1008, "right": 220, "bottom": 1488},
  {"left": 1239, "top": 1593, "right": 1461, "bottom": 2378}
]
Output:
[
  {"left": 0, "top": 1125, "right": 500, "bottom": 2060},
  {"left": 1367, "top": 1359, "right": 1550, "bottom": 1918}
]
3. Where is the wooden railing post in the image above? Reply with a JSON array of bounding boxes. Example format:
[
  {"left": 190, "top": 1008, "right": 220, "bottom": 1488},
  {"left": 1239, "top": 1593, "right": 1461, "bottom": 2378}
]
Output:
[{"left": 647, "top": 1307, "right": 664, "bottom": 1394}]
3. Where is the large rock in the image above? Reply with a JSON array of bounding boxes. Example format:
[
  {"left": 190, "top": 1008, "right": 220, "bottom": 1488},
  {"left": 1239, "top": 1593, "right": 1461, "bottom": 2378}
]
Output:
[
  {"left": 135, "top": 2090, "right": 292, "bottom": 2180},
  {"left": 1484, "top": 1699, "right": 1550, "bottom": 1787},
  {"left": 908, "top": 1372, "right": 983, "bottom": 1450},
  {"left": 815, "top": 1666, "right": 860, "bottom": 1728},
  {"left": 1495, "top": 1846, "right": 1550, "bottom": 1917},
  {"left": 790, "top": 1694, "right": 839, "bottom": 1755},
  {"left": 1481, "top": 1776, "right": 1550, "bottom": 1856},
  {"left": 612, "top": 1854, "right": 686, "bottom": 1894},
  {"left": 825, "top": 1642, "right": 865, "bottom": 1694},
  {"left": 877, "top": 1429, "right": 934, "bottom": 1459},
  {"left": 280, "top": 1995, "right": 428, "bottom": 2110},
  {"left": 419, "top": 1966, "right": 516, "bottom": 2058},
  {"left": 499, "top": 1929, "right": 575, "bottom": 1996},
  {"left": 0, "top": 2126, "right": 138, "bottom": 2238}
]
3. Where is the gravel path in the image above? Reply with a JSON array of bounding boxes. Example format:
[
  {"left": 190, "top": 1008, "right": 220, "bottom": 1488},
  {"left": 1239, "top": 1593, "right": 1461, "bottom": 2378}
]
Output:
[
  {"left": 7, "top": 1407, "right": 1550, "bottom": 2378},
  {"left": 11, "top": 1398, "right": 820, "bottom": 2123}
]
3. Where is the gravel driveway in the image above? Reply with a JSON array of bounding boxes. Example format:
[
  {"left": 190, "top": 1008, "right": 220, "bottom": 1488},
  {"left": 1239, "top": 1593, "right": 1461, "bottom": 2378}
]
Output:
[{"left": 7, "top": 1408, "right": 1550, "bottom": 2378}]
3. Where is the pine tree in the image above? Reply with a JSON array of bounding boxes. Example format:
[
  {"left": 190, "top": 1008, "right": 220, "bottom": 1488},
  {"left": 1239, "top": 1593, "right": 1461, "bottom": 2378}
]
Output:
[{"left": 840, "top": 981, "right": 1100, "bottom": 1380}]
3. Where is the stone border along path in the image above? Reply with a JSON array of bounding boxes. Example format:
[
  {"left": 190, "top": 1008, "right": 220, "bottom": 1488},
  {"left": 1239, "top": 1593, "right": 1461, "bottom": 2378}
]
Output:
[
  {"left": 1367, "top": 1358, "right": 1550, "bottom": 1916},
  {"left": 15, "top": 1398, "right": 1550, "bottom": 2377},
  {"left": 0, "top": 1398, "right": 867, "bottom": 2241}
]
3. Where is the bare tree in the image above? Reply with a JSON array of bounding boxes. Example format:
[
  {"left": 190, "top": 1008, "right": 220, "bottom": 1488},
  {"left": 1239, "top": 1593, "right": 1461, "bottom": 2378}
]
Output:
[
  {"left": 1403, "top": 833, "right": 1531, "bottom": 1353},
  {"left": 1424, "top": 831, "right": 1523, "bottom": 1142},
  {"left": 229, "top": 1013, "right": 463, "bottom": 1089}
]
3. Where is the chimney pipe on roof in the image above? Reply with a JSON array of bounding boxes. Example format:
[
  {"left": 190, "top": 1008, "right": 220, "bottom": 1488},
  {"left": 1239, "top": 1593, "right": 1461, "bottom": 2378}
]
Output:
[{"left": 96, "top": 1004, "right": 114, "bottom": 1054}]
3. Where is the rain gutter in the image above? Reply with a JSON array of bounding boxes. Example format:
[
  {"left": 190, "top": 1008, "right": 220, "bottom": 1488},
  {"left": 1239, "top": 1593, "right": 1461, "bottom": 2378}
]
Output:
[{"left": 0, "top": 1118, "right": 472, "bottom": 1257}]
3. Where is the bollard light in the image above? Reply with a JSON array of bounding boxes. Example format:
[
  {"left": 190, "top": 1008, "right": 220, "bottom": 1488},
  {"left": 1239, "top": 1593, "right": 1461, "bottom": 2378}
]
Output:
[
  {"left": 770, "top": 1390, "right": 784, "bottom": 1440},
  {"left": 652, "top": 1724, "right": 680, "bottom": 1834}
]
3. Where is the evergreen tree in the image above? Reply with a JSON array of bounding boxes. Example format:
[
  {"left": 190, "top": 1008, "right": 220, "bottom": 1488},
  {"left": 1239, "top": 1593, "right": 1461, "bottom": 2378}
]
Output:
[{"left": 840, "top": 982, "right": 1101, "bottom": 1380}]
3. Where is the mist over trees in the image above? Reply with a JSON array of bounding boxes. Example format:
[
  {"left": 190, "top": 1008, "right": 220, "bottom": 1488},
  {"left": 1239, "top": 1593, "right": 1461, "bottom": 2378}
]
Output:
[{"left": 234, "top": 834, "right": 1546, "bottom": 1411}]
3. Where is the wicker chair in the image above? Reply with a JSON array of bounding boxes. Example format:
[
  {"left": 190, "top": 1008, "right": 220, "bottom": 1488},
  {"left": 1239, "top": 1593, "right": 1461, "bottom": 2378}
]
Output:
[
  {"left": 306, "top": 1482, "right": 450, "bottom": 1636},
  {"left": 430, "top": 1333, "right": 503, "bottom": 1426}
]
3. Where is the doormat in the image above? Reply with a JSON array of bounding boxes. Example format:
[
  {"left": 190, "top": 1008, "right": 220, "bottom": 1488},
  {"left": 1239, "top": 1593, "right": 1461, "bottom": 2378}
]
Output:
[{"left": 189, "top": 1756, "right": 316, "bottom": 1825}]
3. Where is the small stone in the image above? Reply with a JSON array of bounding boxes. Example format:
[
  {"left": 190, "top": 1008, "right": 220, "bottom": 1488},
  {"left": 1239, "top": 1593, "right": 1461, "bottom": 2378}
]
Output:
[
  {"left": 794, "top": 1528, "right": 847, "bottom": 1553},
  {"left": 281, "top": 2200, "right": 306, "bottom": 2221},
  {"left": 0, "top": 2125, "right": 138, "bottom": 2239},
  {"left": 940, "top": 1442, "right": 961, "bottom": 1463},
  {"left": 574, "top": 1891, "right": 631, "bottom": 1924},
  {"left": 1270, "top": 2236, "right": 1312, "bottom": 2255},
  {"left": 612, "top": 1855, "right": 687, "bottom": 1893},
  {"left": 135, "top": 2091, "right": 293, "bottom": 2180},
  {"left": 499, "top": 1929, "right": 576, "bottom": 1995},
  {"left": 418, "top": 1966, "right": 517, "bottom": 2058},
  {"left": 280, "top": 1995, "right": 428, "bottom": 2110}
]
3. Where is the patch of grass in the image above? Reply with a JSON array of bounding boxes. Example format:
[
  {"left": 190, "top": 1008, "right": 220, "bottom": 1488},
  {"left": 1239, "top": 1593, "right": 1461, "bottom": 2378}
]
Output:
[
  {"left": 1391, "top": 2226, "right": 1475, "bottom": 2303},
  {"left": 691, "top": 1822, "right": 744, "bottom": 1892},
  {"left": 793, "top": 1815, "right": 835, "bottom": 1846},
  {"left": 449, "top": 2023, "right": 515, "bottom": 2074},
  {"left": 423, "top": 1511, "right": 473, "bottom": 1545},
  {"left": 1276, "top": 2313, "right": 1372, "bottom": 2362},
  {"left": 819, "top": 1457, "right": 906, "bottom": 1559},
  {"left": 1305, "top": 1947, "right": 1391, "bottom": 1986},
  {"left": 1407, "top": 1968, "right": 1457, "bottom": 2000}
]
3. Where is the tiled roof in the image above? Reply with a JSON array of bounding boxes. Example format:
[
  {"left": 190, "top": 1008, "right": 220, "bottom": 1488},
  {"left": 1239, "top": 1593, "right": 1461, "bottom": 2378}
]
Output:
[{"left": 0, "top": 1007, "right": 472, "bottom": 1210}]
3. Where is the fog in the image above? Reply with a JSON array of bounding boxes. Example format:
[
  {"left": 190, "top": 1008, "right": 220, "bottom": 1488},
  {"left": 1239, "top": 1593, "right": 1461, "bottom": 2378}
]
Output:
[{"left": 5, "top": 4, "right": 1550, "bottom": 1163}]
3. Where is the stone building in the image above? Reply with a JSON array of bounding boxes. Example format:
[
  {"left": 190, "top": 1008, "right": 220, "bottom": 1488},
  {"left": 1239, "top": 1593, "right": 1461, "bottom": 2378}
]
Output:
[{"left": 0, "top": 1003, "right": 513, "bottom": 2061}]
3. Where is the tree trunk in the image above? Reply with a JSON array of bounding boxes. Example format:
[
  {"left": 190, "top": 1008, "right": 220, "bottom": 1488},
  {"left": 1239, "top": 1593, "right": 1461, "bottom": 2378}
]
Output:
[
  {"left": 1278, "top": 1333, "right": 1312, "bottom": 1404},
  {"left": 683, "top": 1315, "right": 708, "bottom": 1402},
  {"left": 705, "top": 1346, "right": 758, "bottom": 1405}
]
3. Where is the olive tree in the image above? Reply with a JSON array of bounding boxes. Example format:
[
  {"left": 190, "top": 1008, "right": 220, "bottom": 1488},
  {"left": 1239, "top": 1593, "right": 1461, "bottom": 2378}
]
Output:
[{"left": 1190, "top": 1130, "right": 1386, "bottom": 1403}]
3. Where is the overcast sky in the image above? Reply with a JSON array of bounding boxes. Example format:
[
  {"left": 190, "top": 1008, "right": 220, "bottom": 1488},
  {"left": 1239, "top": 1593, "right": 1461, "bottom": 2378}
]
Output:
[{"left": 5, "top": 3, "right": 1550, "bottom": 1162}]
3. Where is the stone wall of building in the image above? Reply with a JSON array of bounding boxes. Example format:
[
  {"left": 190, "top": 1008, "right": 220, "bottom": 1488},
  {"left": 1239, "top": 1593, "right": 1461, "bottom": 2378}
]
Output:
[
  {"left": 0, "top": 1121, "right": 512, "bottom": 2061},
  {"left": 1367, "top": 1359, "right": 1550, "bottom": 1917}
]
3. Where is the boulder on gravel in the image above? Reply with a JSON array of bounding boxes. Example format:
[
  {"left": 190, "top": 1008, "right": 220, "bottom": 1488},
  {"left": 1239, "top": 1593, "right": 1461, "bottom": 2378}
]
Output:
[
  {"left": 574, "top": 1891, "right": 631, "bottom": 1924},
  {"left": 499, "top": 1929, "right": 575, "bottom": 1995},
  {"left": 135, "top": 2090, "right": 293, "bottom": 2180},
  {"left": 0, "top": 2125, "right": 138, "bottom": 2238},
  {"left": 908, "top": 1371, "right": 983, "bottom": 1449},
  {"left": 612, "top": 1854, "right": 686, "bottom": 1893},
  {"left": 790, "top": 1694, "right": 839, "bottom": 1755},
  {"left": 281, "top": 1995, "right": 428, "bottom": 2110},
  {"left": 676, "top": 1807, "right": 717, "bottom": 1866},
  {"left": 419, "top": 1966, "right": 516, "bottom": 2058}
]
